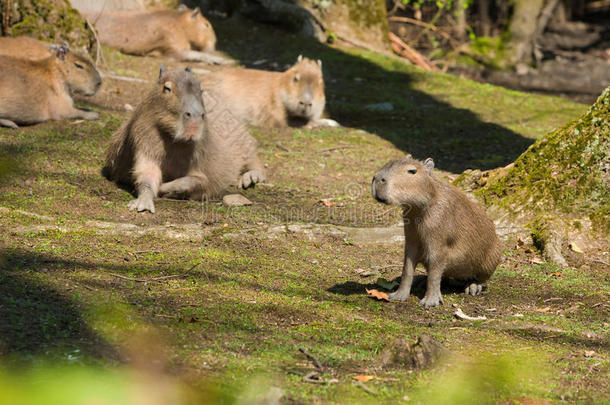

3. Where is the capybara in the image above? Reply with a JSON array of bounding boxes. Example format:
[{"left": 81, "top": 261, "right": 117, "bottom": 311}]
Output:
[
  {"left": 0, "top": 44, "right": 101, "bottom": 128},
  {"left": 103, "top": 66, "right": 265, "bottom": 214},
  {"left": 371, "top": 155, "right": 503, "bottom": 307},
  {"left": 83, "top": 6, "right": 228, "bottom": 64},
  {"left": 200, "top": 55, "right": 339, "bottom": 128}
]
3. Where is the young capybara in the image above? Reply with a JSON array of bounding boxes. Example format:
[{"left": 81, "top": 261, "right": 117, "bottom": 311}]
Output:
[
  {"left": 371, "top": 155, "right": 503, "bottom": 307},
  {"left": 83, "top": 6, "right": 228, "bottom": 64},
  {"left": 0, "top": 44, "right": 102, "bottom": 128},
  {"left": 103, "top": 66, "right": 265, "bottom": 214},
  {"left": 200, "top": 55, "right": 339, "bottom": 128}
]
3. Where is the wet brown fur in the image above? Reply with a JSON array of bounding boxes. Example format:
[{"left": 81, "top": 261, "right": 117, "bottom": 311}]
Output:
[
  {"left": 372, "top": 155, "right": 503, "bottom": 307},
  {"left": 200, "top": 56, "right": 326, "bottom": 128},
  {"left": 0, "top": 46, "right": 101, "bottom": 128},
  {"left": 103, "top": 68, "right": 264, "bottom": 214}
]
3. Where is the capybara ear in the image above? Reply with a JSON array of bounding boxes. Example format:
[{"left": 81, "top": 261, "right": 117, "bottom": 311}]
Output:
[
  {"left": 404, "top": 153, "right": 412, "bottom": 161},
  {"left": 158, "top": 64, "right": 166, "bottom": 83},
  {"left": 317, "top": 59, "right": 322, "bottom": 68},
  {"left": 297, "top": 54, "right": 303, "bottom": 63},
  {"left": 191, "top": 7, "right": 201, "bottom": 17},
  {"left": 177, "top": 4, "right": 187, "bottom": 11},
  {"left": 55, "top": 44, "right": 68, "bottom": 60},
  {"left": 424, "top": 158, "right": 435, "bottom": 175}
]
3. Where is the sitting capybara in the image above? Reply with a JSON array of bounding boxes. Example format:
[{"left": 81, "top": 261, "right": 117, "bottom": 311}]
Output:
[
  {"left": 371, "top": 155, "right": 503, "bottom": 307},
  {"left": 103, "top": 66, "right": 265, "bottom": 214},
  {"left": 200, "top": 55, "right": 339, "bottom": 128},
  {"left": 0, "top": 44, "right": 102, "bottom": 128},
  {"left": 83, "top": 6, "right": 228, "bottom": 65}
]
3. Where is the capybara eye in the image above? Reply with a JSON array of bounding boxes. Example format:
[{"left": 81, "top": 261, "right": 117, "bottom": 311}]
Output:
[
  {"left": 163, "top": 85, "right": 172, "bottom": 93},
  {"left": 74, "top": 62, "right": 84, "bottom": 69},
  {"left": 408, "top": 168, "right": 417, "bottom": 174},
  {"left": 293, "top": 76, "right": 299, "bottom": 83}
]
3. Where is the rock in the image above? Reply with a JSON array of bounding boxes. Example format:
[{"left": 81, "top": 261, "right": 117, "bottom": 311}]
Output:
[
  {"left": 378, "top": 335, "right": 450, "bottom": 369},
  {"left": 365, "top": 102, "right": 394, "bottom": 112},
  {"left": 222, "top": 194, "right": 253, "bottom": 207}
]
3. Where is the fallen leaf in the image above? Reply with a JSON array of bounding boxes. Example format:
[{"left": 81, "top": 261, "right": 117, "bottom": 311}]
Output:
[
  {"left": 352, "top": 375, "right": 375, "bottom": 382},
  {"left": 319, "top": 199, "right": 334, "bottom": 207},
  {"left": 366, "top": 288, "right": 390, "bottom": 302},
  {"left": 535, "top": 307, "right": 551, "bottom": 312},
  {"left": 549, "top": 271, "right": 562, "bottom": 278},
  {"left": 568, "top": 241, "right": 583, "bottom": 253},
  {"left": 530, "top": 257, "right": 544, "bottom": 264},
  {"left": 376, "top": 277, "right": 399, "bottom": 291},
  {"left": 584, "top": 350, "right": 595, "bottom": 357}
]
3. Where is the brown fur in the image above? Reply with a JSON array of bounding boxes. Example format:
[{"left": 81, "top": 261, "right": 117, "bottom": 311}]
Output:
[
  {"left": 200, "top": 56, "right": 328, "bottom": 128},
  {"left": 0, "top": 36, "right": 54, "bottom": 60},
  {"left": 103, "top": 67, "right": 265, "bottom": 214},
  {"left": 83, "top": 7, "right": 226, "bottom": 64},
  {"left": 371, "top": 155, "right": 503, "bottom": 307},
  {"left": 0, "top": 45, "right": 102, "bottom": 128}
]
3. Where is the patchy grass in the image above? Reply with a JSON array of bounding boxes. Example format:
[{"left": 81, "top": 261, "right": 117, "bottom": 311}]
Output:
[{"left": 1, "top": 16, "right": 607, "bottom": 404}]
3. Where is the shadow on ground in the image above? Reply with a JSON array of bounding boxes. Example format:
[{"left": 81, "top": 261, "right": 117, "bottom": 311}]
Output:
[
  {"left": 211, "top": 17, "right": 535, "bottom": 173},
  {"left": 0, "top": 249, "right": 118, "bottom": 363}
]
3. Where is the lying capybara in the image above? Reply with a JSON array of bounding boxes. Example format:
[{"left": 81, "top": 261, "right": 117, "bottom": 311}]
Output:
[
  {"left": 371, "top": 155, "right": 503, "bottom": 307},
  {"left": 200, "top": 55, "right": 339, "bottom": 128},
  {"left": 83, "top": 6, "right": 228, "bottom": 65},
  {"left": 0, "top": 36, "right": 54, "bottom": 60},
  {"left": 0, "top": 45, "right": 102, "bottom": 128},
  {"left": 103, "top": 66, "right": 265, "bottom": 214}
]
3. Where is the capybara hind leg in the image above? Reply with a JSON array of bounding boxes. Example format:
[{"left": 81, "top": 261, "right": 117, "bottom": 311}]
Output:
[
  {"left": 464, "top": 282, "right": 483, "bottom": 296},
  {"left": 159, "top": 175, "right": 207, "bottom": 200},
  {"left": 0, "top": 119, "right": 18, "bottom": 129}
]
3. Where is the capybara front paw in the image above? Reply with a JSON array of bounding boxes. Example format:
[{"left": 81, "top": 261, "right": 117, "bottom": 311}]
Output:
[
  {"left": 464, "top": 283, "right": 483, "bottom": 296},
  {"left": 239, "top": 170, "right": 265, "bottom": 189},
  {"left": 127, "top": 197, "right": 155, "bottom": 213},
  {"left": 388, "top": 289, "right": 411, "bottom": 302},
  {"left": 419, "top": 293, "right": 444, "bottom": 308}
]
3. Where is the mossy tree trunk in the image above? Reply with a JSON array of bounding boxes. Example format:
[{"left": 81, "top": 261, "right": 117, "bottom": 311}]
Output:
[
  {"left": 462, "top": 87, "right": 609, "bottom": 263},
  {"left": 0, "top": 0, "right": 96, "bottom": 57}
]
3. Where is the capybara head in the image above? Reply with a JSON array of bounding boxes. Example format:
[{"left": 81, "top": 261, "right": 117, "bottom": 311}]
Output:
[
  {"left": 52, "top": 44, "right": 102, "bottom": 96},
  {"left": 281, "top": 55, "right": 325, "bottom": 120},
  {"left": 157, "top": 65, "right": 207, "bottom": 142},
  {"left": 372, "top": 155, "right": 436, "bottom": 208},
  {"left": 180, "top": 6, "right": 217, "bottom": 52}
]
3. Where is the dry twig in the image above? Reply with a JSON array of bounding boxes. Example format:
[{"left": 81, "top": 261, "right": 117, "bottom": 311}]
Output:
[{"left": 299, "top": 347, "right": 323, "bottom": 370}]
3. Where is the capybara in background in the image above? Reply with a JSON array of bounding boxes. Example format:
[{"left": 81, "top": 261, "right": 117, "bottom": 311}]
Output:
[
  {"left": 0, "top": 44, "right": 102, "bottom": 128},
  {"left": 83, "top": 6, "right": 228, "bottom": 64},
  {"left": 200, "top": 55, "right": 339, "bottom": 128},
  {"left": 103, "top": 66, "right": 265, "bottom": 214},
  {"left": 371, "top": 155, "right": 503, "bottom": 307}
]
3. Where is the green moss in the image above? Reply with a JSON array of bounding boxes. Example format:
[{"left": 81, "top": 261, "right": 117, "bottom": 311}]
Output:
[
  {"left": 2, "top": 0, "right": 96, "bottom": 57},
  {"left": 478, "top": 87, "right": 610, "bottom": 233}
]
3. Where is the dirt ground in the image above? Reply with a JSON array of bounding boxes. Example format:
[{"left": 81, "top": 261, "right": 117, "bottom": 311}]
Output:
[{"left": 0, "top": 17, "right": 608, "bottom": 404}]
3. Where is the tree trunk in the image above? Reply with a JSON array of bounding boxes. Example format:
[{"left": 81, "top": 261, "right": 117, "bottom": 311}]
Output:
[
  {"left": 506, "top": 0, "right": 544, "bottom": 65},
  {"left": 454, "top": 0, "right": 467, "bottom": 41},
  {"left": 478, "top": 0, "right": 490, "bottom": 37}
]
